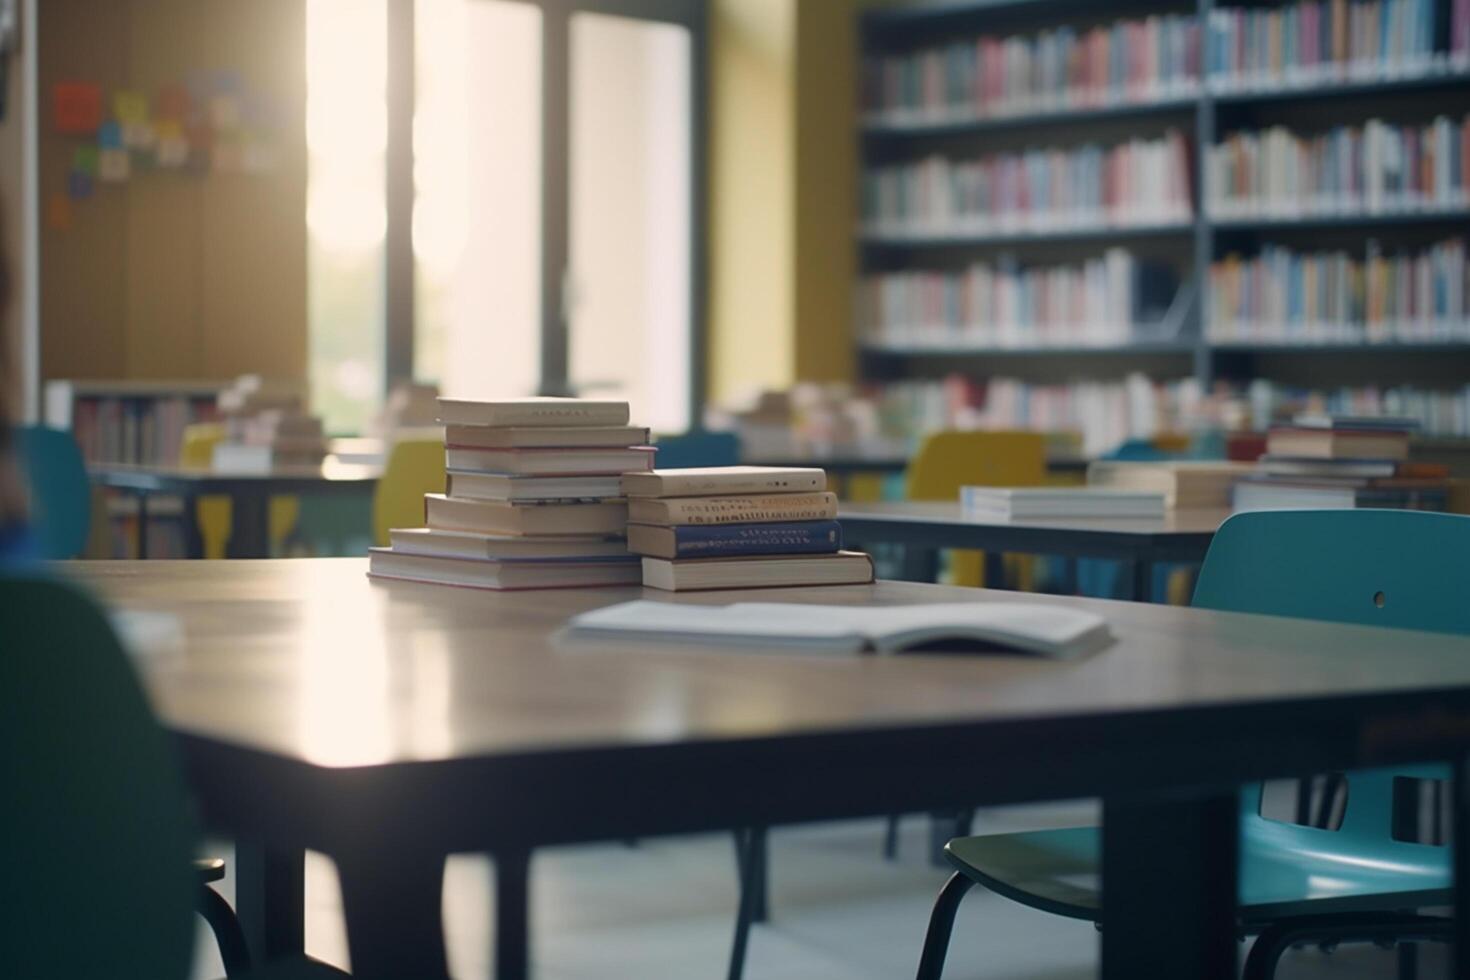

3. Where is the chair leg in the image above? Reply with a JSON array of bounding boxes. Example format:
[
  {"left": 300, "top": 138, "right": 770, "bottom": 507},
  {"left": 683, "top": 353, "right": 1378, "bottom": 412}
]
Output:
[
  {"left": 1398, "top": 942, "right": 1418, "bottom": 980},
  {"left": 914, "top": 872, "right": 976, "bottom": 980},
  {"left": 928, "top": 809, "right": 976, "bottom": 867},
  {"left": 196, "top": 883, "right": 253, "bottom": 976},
  {"left": 1243, "top": 913, "right": 1452, "bottom": 980},
  {"left": 727, "top": 828, "right": 761, "bottom": 980},
  {"left": 883, "top": 814, "right": 901, "bottom": 859}
]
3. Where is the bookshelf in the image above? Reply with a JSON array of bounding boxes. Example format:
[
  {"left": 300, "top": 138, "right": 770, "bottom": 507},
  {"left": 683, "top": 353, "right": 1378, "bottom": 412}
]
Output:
[
  {"left": 44, "top": 379, "right": 227, "bottom": 466},
  {"left": 857, "top": 0, "right": 1470, "bottom": 453}
]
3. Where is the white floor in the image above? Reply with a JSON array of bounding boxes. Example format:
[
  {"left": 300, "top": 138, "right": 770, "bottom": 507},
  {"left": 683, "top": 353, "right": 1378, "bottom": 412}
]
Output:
[{"left": 190, "top": 802, "right": 1446, "bottom": 979}]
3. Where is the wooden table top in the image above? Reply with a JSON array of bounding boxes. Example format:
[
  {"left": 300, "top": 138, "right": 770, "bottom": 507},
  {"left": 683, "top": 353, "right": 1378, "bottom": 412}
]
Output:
[
  {"left": 840, "top": 501, "right": 1231, "bottom": 537},
  {"left": 72, "top": 558, "right": 1470, "bottom": 774}
]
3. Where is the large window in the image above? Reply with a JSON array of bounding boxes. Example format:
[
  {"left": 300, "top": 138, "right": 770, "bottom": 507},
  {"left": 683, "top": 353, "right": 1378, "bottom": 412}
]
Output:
[{"left": 306, "top": 0, "right": 705, "bottom": 434}]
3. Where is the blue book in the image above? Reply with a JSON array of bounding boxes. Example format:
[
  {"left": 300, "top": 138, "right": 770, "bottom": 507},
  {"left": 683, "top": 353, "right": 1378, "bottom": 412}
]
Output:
[{"left": 627, "top": 520, "right": 844, "bottom": 560}]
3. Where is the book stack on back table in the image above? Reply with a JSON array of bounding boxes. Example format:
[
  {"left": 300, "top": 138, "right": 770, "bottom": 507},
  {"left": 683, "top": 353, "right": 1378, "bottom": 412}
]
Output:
[
  {"left": 368, "top": 397, "right": 651, "bottom": 590},
  {"left": 623, "top": 466, "right": 875, "bottom": 591},
  {"left": 961, "top": 486, "right": 1167, "bottom": 520},
  {"left": 1085, "top": 460, "right": 1254, "bottom": 509},
  {"left": 1234, "top": 415, "right": 1450, "bottom": 513}
]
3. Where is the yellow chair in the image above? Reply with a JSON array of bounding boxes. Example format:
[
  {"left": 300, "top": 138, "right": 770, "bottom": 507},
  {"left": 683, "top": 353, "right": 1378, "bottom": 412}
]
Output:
[
  {"left": 179, "top": 423, "right": 300, "bottom": 559},
  {"left": 905, "top": 431, "right": 1047, "bottom": 588},
  {"left": 372, "top": 439, "right": 447, "bottom": 546}
]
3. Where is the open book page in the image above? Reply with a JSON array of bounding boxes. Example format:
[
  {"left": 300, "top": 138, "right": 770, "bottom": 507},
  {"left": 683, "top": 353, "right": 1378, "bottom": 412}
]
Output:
[{"left": 566, "top": 600, "right": 1111, "bottom": 659}]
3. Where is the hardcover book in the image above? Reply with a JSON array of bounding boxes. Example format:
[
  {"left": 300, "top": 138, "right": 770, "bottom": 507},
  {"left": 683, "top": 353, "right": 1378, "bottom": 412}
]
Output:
[
  {"left": 425, "top": 494, "right": 628, "bottom": 537},
  {"left": 626, "top": 520, "right": 843, "bottom": 560},
  {"left": 622, "top": 465, "right": 826, "bottom": 498},
  {"left": 627, "top": 492, "right": 839, "bottom": 527},
  {"left": 436, "top": 397, "right": 630, "bottom": 428}
]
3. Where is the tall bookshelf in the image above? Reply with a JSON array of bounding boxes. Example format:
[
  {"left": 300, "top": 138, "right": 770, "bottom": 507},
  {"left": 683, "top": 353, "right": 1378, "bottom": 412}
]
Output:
[{"left": 857, "top": 0, "right": 1470, "bottom": 452}]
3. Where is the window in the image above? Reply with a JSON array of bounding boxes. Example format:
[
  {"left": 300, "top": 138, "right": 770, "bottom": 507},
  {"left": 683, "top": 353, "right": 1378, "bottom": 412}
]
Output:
[{"left": 306, "top": 0, "right": 706, "bottom": 434}]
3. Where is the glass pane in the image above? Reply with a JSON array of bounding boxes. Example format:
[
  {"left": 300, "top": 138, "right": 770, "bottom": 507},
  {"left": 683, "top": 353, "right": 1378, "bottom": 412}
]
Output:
[
  {"left": 306, "top": 0, "right": 387, "bottom": 435},
  {"left": 414, "top": 0, "right": 542, "bottom": 401},
  {"left": 570, "top": 12, "right": 692, "bottom": 433}
]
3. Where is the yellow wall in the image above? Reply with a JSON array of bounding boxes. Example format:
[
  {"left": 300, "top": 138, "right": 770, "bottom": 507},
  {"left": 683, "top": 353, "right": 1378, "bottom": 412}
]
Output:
[
  {"left": 708, "top": 0, "right": 860, "bottom": 406},
  {"left": 37, "top": 0, "right": 307, "bottom": 384},
  {"left": 708, "top": 0, "right": 795, "bottom": 406}
]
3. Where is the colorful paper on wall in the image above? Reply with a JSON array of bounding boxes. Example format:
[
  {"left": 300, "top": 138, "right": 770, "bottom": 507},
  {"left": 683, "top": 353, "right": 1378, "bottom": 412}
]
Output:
[
  {"left": 53, "top": 83, "right": 104, "bottom": 134},
  {"left": 98, "top": 149, "right": 131, "bottom": 183}
]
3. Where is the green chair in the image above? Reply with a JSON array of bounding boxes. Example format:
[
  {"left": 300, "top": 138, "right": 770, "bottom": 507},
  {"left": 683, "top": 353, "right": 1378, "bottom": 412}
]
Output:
[
  {"left": 14, "top": 426, "right": 91, "bottom": 558},
  {"left": 913, "top": 509, "right": 1468, "bottom": 980},
  {"left": 0, "top": 574, "right": 345, "bottom": 979}
]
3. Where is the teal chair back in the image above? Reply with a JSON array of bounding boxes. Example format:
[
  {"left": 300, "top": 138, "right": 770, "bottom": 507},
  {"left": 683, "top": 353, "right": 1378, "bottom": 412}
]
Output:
[
  {"left": 0, "top": 575, "right": 198, "bottom": 977},
  {"left": 1193, "top": 510, "right": 1470, "bottom": 898},
  {"left": 653, "top": 430, "right": 741, "bottom": 469},
  {"left": 15, "top": 426, "right": 92, "bottom": 558}
]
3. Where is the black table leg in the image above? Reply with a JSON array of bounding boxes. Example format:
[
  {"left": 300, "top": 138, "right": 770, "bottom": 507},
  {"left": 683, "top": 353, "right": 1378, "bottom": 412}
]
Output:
[
  {"left": 336, "top": 844, "right": 449, "bottom": 979},
  {"left": 983, "top": 551, "right": 1006, "bottom": 590},
  {"left": 748, "top": 826, "right": 769, "bottom": 923},
  {"left": 495, "top": 849, "right": 532, "bottom": 980},
  {"left": 228, "top": 489, "right": 272, "bottom": 559},
  {"left": 1101, "top": 789, "right": 1238, "bottom": 980},
  {"left": 136, "top": 490, "right": 150, "bottom": 559},
  {"left": 898, "top": 547, "right": 940, "bottom": 583},
  {"left": 1127, "top": 559, "right": 1155, "bottom": 603},
  {"left": 234, "top": 841, "right": 305, "bottom": 964},
  {"left": 182, "top": 491, "right": 205, "bottom": 559},
  {"left": 1454, "top": 755, "right": 1470, "bottom": 979},
  {"left": 1059, "top": 557, "right": 1079, "bottom": 596}
]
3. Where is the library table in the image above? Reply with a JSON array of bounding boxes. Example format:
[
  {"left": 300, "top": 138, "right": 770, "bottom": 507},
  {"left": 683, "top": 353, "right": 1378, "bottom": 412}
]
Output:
[
  {"left": 89, "top": 460, "right": 381, "bottom": 558},
  {"left": 841, "top": 501, "right": 1229, "bottom": 601},
  {"left": 73, "top": 558, "right": 1470, "bottom": 980}
]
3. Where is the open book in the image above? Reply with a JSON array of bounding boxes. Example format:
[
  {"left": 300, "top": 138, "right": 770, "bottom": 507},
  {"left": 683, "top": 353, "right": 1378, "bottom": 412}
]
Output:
[{"left": 566, "top": 600, "right": 1111, "bottom": 659}]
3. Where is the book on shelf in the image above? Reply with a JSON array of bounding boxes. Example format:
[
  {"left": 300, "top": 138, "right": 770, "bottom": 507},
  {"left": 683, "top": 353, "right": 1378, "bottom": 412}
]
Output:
[
  {"left": 368, "top": 549, "right": 642, "bottom": 591},
  {"left": 1085, "top": 460, "right": 1253, "bottom": 508},
  {"left": 437, "top": 397, "right": 630, "bottom": 428},
  {"left": 626, "top": 521, "right": 843, "bottom": 560},
  {"left": 862, "top": 13, "right": 1201, "bottom": 126},
  {"left": 627, "top": 492, "right": 840, "bottom": 527},
  {"left": 1258, "top": 456, "right": 1400, "bottom": 478},
  {"left": 1207, "top": 239, "right": 1469, "bottom": 344},
  {"left": 862, "top": 130, "right": 1193, "bottom": 238},
  {"left": 388, "top": 527, "right": 631, "bottom": 561},
  {"left": 640, "top": 551, "right": 876, "bottom": 592},
  {"left": 1206, "top": 116, "right": 1469, "bottom": 220},
  {"left": 444, "top": 424, "right": 652, "bottom": 449},
  {"left": 210, "top": 442, "right": 327, "bottom": 473},
  {"left": 859, "top": 249, "right": 1180, "bottom": 350},
  {"left": 425, "top": 493, "right": 628, "bottom": 537},
  {"left": 444, "top": 445, "right": 655, "bottom": 476},
  {"left": 1233, "top": 477, "right": 1449, "bottom": 511},
  {"left": 445, "top": 472, "right": 625, "bottom": 503},
  {"left": 1206, "top": 0, "right": 1470, "bottom": 91},
  {"left": 1292, "top": 414, "right": 1421, "bottom": 431},
  {"left": 1266, "top": 426, "right": 1412, "bottom": 460},
  {"left": 622, "top": 466, "right": 826, "bottom": 498},
  {"left": 961, "top": 486, "right": 1167, "bottom": 519},
  {"left": 568, "top": 599, "right": 1110, "bottom": 659}
]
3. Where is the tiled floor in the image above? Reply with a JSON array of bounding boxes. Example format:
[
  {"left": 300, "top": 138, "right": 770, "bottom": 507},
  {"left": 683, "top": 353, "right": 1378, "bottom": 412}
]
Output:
[{"left": 190, "top": 802, "right": 1445, "bottom": 979}]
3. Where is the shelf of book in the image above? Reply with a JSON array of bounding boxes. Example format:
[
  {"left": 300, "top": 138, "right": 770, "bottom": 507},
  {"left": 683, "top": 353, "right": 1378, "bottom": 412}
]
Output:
[
  {"left": 860, "top": 223, "right": 1197, "bottom": 249},
  {"left": 856, "top": 0, "right": 1470, "bottom": 449},
  {"left": 861, "top": 97, "right": 1197, "bottom": 139}
]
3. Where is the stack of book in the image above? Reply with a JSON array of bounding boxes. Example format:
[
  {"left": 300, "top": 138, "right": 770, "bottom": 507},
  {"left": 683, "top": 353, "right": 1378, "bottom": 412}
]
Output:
[
  {"left": 962, "top": 486, "right": 1167, "bottom": 520},
  {"left": 368, "top": 397, "right": 653, "bottom": 590},
  {"left": 622, "top": 466, "right": 875, "bottom": 591},
  {"left": 1208, "top": 238, "right": 1470, "bottom": 345},
  {"left": 1206, "top": 117, "right": 1469, "bottom": 220},
  {"left": 1087, "top": 460, "right": 1255, "bottom": 508},
  {"left": 862, "top": 130, "right": 1194, "bottom": 239},
  {"left": 1234, "top": 415, "right": 1450, "bottom": 511},
  {"left": 213, "top": 376, "right": 327, "bottom": 470}
]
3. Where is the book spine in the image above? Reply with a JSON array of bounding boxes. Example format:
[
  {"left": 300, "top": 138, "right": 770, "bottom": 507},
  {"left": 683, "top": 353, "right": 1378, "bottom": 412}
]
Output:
[
  {"left": 665, "top": 521, "right": 843, "bottom": 558},
  {"left": 650, "top": 474, "right": 826, "bottom": 496},
  {"left": 649, "top": 493, "right": 838, "bottom": 526},
  {"left": 452, "top": 405, "right": 629, "bottom": 427}
]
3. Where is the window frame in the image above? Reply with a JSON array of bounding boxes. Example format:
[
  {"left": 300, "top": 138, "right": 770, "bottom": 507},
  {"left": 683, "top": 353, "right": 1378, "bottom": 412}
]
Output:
[{"left": 384, "top": 0, "right": 708, "bottom": 424}]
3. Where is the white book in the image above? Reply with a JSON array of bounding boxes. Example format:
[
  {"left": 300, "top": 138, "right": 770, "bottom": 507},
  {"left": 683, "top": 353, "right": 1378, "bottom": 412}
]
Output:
[
  {"left": 960, "top": 486, "right": 1166, "bottom": 519},
  {"left": 436, "top": 397, "right": 630, "bottom": 428},
  {"left": 567, "top": 599, "right": 1111, "bottom": 660},
  {"left": 369, "top": 549, "right": 641, "bottom": 591},
  {"left": 445, "top": 471, "right": 625, "bottom": 502}
]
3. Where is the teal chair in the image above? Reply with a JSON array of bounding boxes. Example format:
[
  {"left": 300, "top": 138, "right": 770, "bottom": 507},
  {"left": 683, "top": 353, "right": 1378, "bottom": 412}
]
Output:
[
  {"left": 0, "top": 574, "right": 346, "bottom": 979},
  {"left": 652, "top": 430, "right": 741, "bottom": 469},
  {"left": 15, "top": 426, "right": 91, "bottom": 558},
  {"left": 913, "top": 509, "right": 1468, "bottom": 980}
]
